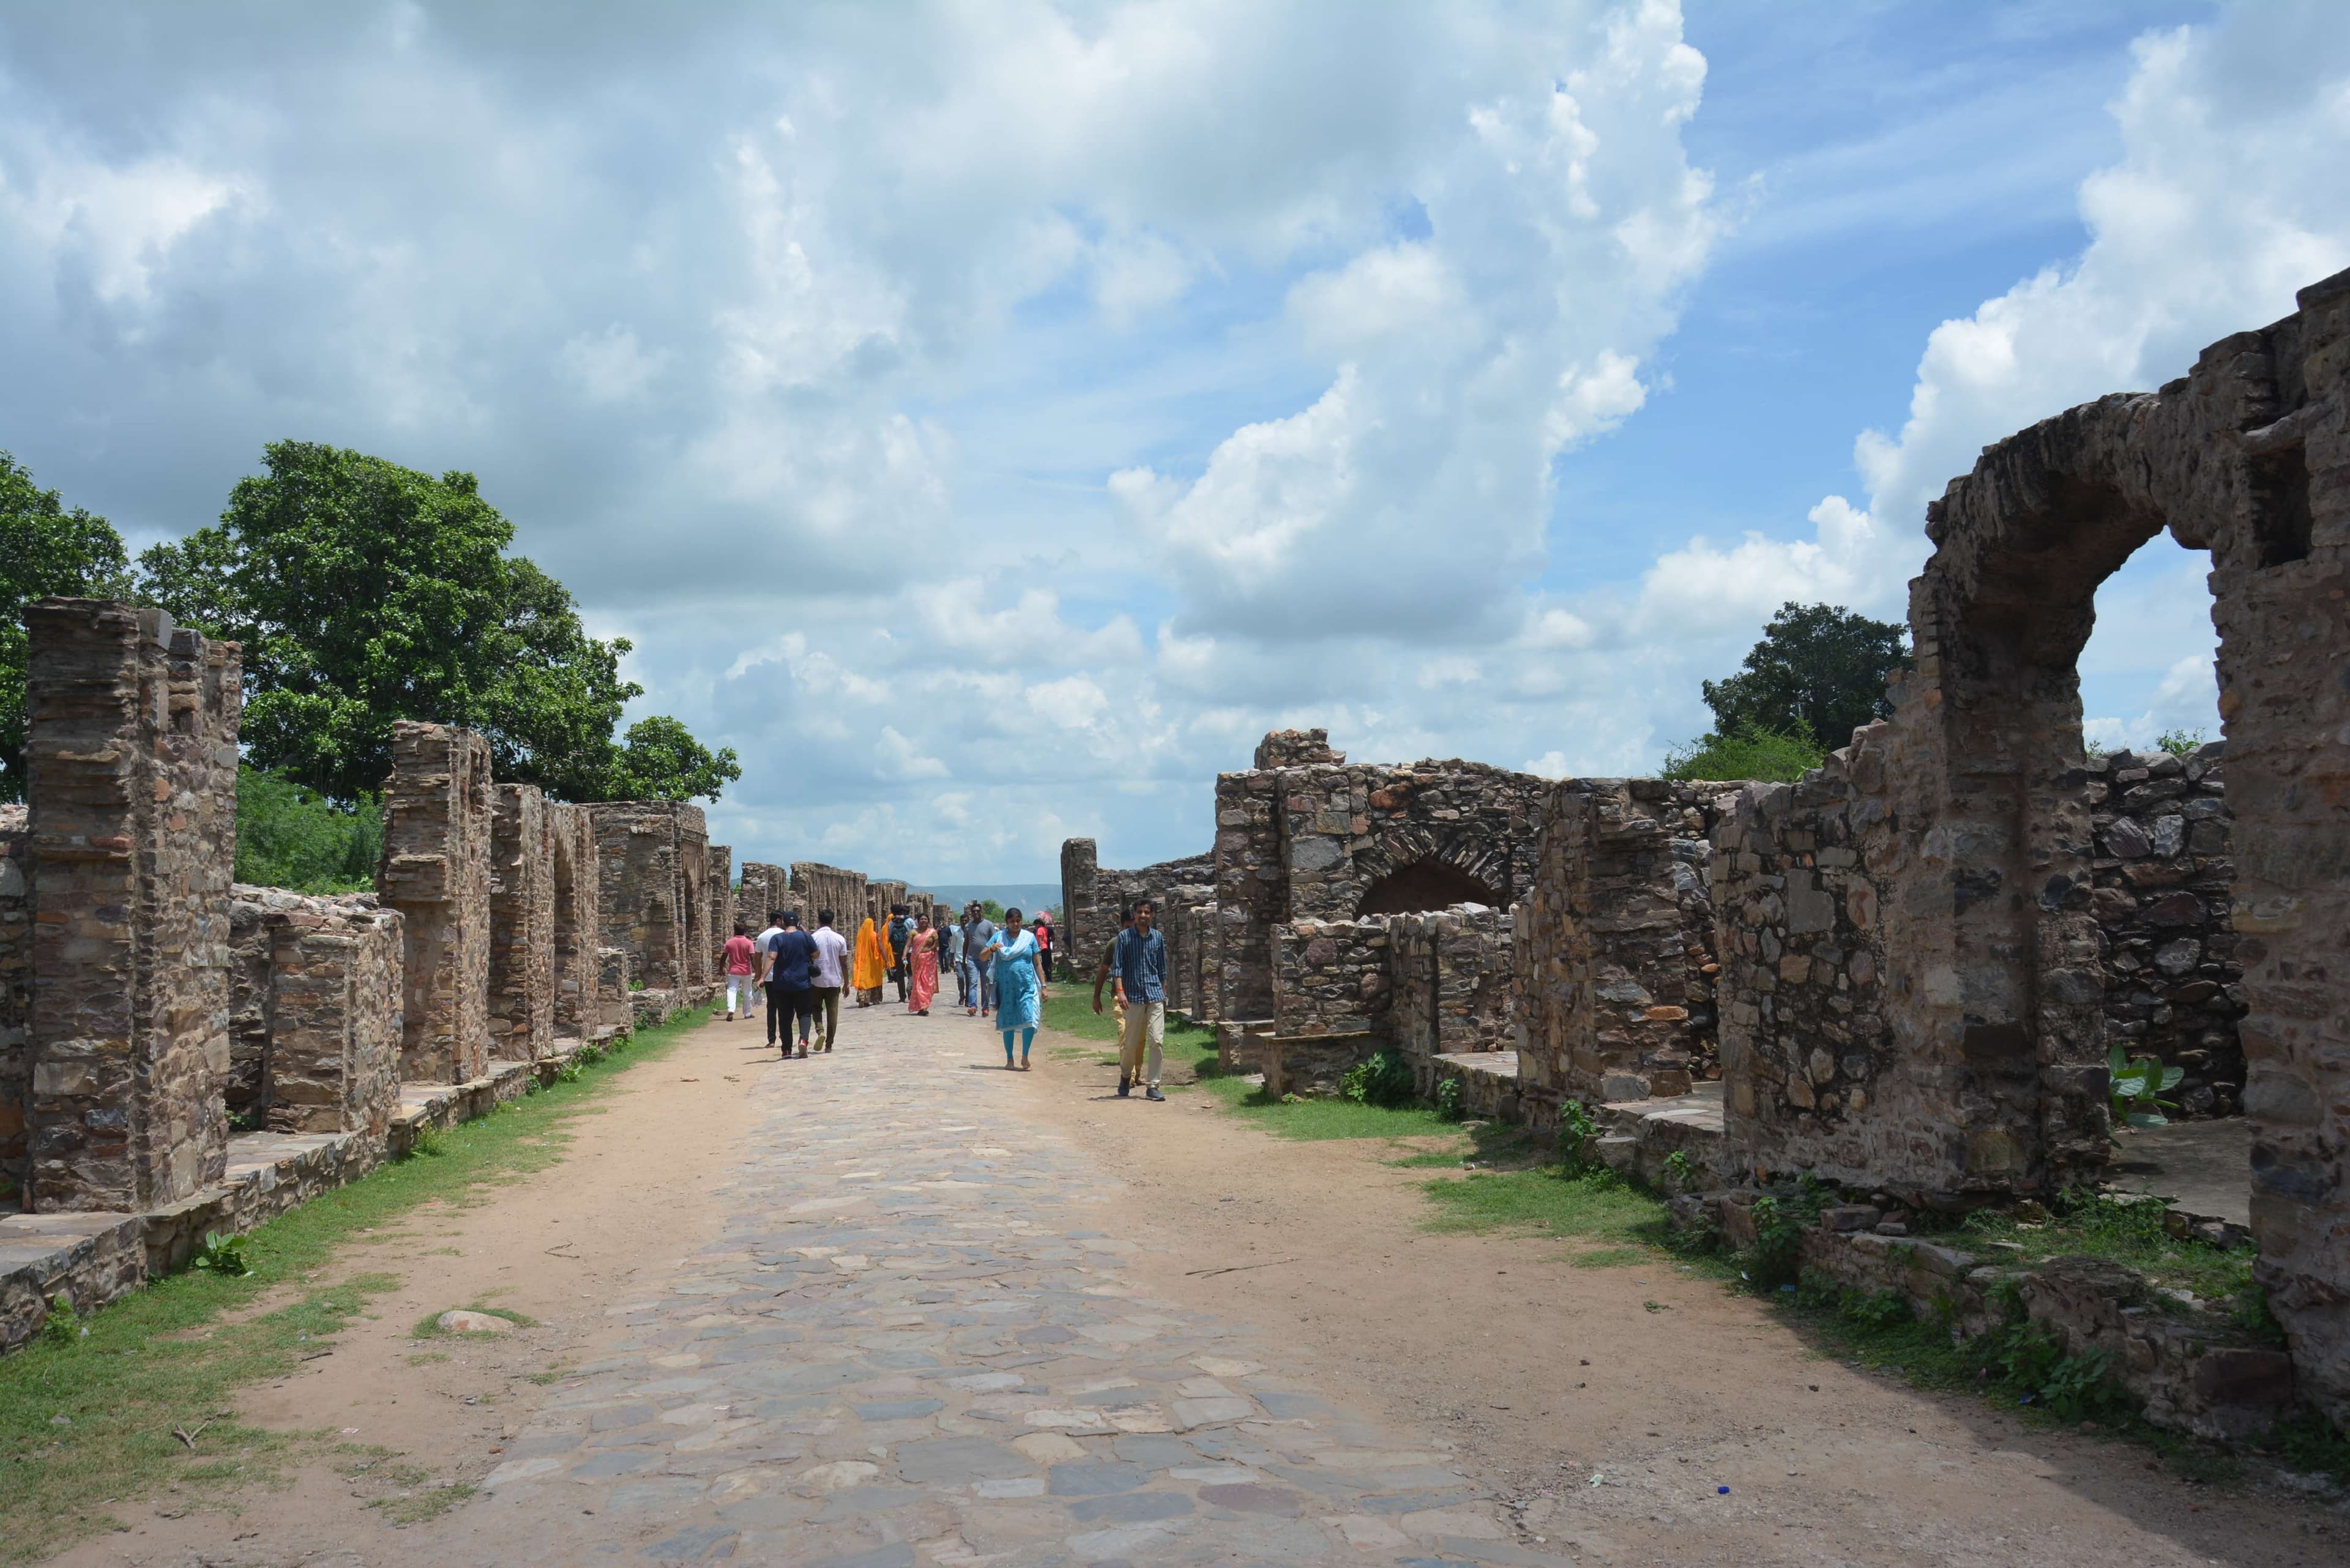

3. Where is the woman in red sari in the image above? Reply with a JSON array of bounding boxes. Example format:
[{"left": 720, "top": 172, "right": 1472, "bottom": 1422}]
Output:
[{"left": 907, "top": 911, "right": 941, "bottom": 1016}]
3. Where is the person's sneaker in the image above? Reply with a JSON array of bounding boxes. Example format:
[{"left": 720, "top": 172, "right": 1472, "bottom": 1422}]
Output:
[
  {"left": 1145, "top": 1086, "right": 1166, "bottom": 1102},
  {"left": 1116, "top": 1077, "right": 1131, "bottom": 1097}
]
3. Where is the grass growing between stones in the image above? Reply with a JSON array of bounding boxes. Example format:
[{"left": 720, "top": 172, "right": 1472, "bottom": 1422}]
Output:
[
  {"left": 1922, "top": 1193, "right": 2259, "bottom": 1305},
  {"left": 0, "top": 1009, "right": 712, "bottom": 1566}
]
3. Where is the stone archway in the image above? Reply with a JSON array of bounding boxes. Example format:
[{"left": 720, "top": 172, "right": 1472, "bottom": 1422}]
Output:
[
  {"left": 1356, "top": 861, "right": 1500, "bottom": 917},
  {"left": 1717, "top": 269, "right": 2348, "bottom": 1425}
]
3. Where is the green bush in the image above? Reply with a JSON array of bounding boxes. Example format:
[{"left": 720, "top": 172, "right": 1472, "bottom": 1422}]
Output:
[
  {"left": 1662, "top": 723, "right": 1826, "bottom": 783},
  {"left": 235, "top": 767, "right": 379, "bottom": 892},
  {"left": 1340, "top": 1047, "right": 1417, "bottom": 1108}
]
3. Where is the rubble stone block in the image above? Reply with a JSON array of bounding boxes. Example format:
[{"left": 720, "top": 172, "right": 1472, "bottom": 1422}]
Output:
[{"left": 228, "top": 886, "right": 402, "bottom": 1134}]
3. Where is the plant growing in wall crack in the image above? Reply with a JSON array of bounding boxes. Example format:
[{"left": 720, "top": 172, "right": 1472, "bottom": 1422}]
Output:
[{"left": 2107, "top": 1043, "right": 2184, "bottom": 1134}]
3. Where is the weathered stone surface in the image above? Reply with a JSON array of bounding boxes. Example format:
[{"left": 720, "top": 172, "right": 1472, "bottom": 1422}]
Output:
[
  {"left": 490, "top": 783, "right": 556, "bottom": 1061},
  {"left": 228, "top": 886, "right": 402, "bottom": 1135},
  {"left": 379, "top": 722, "right": 493, "bottom": 1085},
  {"left": 548, "top": 803, "right": 609, "bottom": 1041},
  {"left": 2087, "top": 745, "right": 2244, "bottom": 1114},
  {"left": 789, "top": 862, "right": 868, "bottom": 934},
  {"left": 1389, "top": 903, "right": 1512, "bottom": 1096},
  {"left": 1517, "top": 778, "right": 1736, "bottom": 1127},
  {"left": 0, "top": 806, "right": 29, "bottom": 1205},
  {"left": 593, "top": 802, "right": 711, "bottom": 996},
  {"left": 23, "top": 600, "right": 239, "bottom": 1213}
]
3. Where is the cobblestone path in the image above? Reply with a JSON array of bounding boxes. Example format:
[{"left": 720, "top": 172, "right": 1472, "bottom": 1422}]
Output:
[{"left": 441, "top": 1009, "right": 1538, "bottom": 1566}]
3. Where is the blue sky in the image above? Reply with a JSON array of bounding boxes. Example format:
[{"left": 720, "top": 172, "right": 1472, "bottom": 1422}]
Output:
[{"left": 2, "top": 1, "right": 2344, "bottom": 883}]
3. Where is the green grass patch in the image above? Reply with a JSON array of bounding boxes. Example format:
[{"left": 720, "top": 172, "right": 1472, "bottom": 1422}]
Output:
[
  {"left": 1571, "top": 1245, "right": 1650, "bottom": 1269},
  {"left": 1925, "top": 1193, "right": 2258, "bottom": 1305},
  {"left": 409, "top": 1304, "right": 536, "bottom": 1340},
  {"left": 0, "top": 1009, "right": 711, "bottom": 1564},
  {"left": 1420, "top": 1162, "right": 1673, "bottom": 1246}
]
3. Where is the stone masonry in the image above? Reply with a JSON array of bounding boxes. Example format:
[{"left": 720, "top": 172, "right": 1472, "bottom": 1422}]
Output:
[
  {"left": 592, "top": 801, "right": 708, "bottom": 998},
  {"left": 791, "top": 861, "right": 868, "bottom": 931},
  {"left": 490, "top": 783, "right": 556, "bottom": 1061},
  {"left": 21, "top": 600, "right": 240, "bottom": 1213},
  {"left": 1706, "top": 270, "right": 2350, "bottom": 1424},
  {"left": 736, "top": 861, "right": 786, "bottom": 927},
  {"left": 1389, "top": 903, "right": 1513, "bottom": 1089},
  {"left": 548, "top": 802, "right": 608, "bottom": 1042},
  {"left": 1516, "top": 778, "right": 1735, "bottom": 1124},
  {"left": 0, "top": 807, "right": 29, "bottom": 1204},
  {"left": 227, "top": 887, "right": 402, "bottom": 1135},
  {"left": 379, "top": 722, "right": 494, "bottom": 1085},
  {"left": 2089, "top": 744, "right": 2245, "bottom": 1114}
]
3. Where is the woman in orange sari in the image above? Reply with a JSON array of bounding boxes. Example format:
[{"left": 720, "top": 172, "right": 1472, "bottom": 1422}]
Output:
[
  {"left": 852, "top": 915, "right": 889, "bottom": 1006},
  {"left": 907, "top": 911, "right": 940, "bottom": 1015}
]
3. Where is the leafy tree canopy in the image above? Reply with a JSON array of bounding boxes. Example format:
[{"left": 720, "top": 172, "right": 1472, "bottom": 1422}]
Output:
[
  {"left": 1701, "top": 602, "right": 1910, "bottom": 752},
  {"left": 605, "top": 715, "right": 742, "bottom": 804},
  {"left": 136, "top": 441, "right": 732, "bottom": 804},
  {"left": 1, "top": 452, "right": 130, "bottom": 800}
]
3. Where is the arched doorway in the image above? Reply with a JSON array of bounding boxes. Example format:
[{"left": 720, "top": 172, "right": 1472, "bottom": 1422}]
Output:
[{"left": 1356, "top": 861, "right": 1501, "bottom": 917}]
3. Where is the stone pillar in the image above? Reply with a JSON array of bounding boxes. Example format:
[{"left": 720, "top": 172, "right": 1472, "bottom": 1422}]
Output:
[
  {"left": 489, "top": 783, "right": 556, "bottom": 1061},
  {"left": 591, "top": 802, "right": 706, "bottom": 997},
  {"left": 379, "top": 721, "right": 494, "bottom": 1085},
  {"left": 1059, "top": 838, "right": 1099, "bottom": 985},
  {"left": 709, "top": 845, "right": 734, "bottom": 952},
  {"left": 1213, "top": 769, "right": 1285, "bottom": 1020},
  {"left": 2, "top": 805, "right": 32, "bottom": 1206},
  {"left": 549, "top": 803, "right": 605, "bottom": 1042},
  {"left": 23, "top": 599, "right": 240, "bottom": 1213}
]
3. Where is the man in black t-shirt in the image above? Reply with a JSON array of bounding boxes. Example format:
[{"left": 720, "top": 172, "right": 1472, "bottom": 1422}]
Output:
[{"left": 887, "top": 905, "right": 912, "bottom": 1002}]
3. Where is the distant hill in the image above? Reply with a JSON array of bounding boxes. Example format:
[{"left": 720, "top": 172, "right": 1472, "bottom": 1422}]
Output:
[{"left": 925, "top": 883, "right": 1062, "bottom": 916}]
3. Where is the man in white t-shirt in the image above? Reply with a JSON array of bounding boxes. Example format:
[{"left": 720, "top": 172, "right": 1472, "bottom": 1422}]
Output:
[
  {"left": 751, "top": 908, "right": 785, "bottom": 1034},
  {"left": 808, "top": 909, "right": 852, "bottom": 1053}
]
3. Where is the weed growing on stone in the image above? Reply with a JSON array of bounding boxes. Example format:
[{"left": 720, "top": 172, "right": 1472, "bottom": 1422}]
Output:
[
  {"left": 1931, "top": 1192, "right": 2259, "bottom": 1307},
  {"left": 0, "top": 1009, "right": 710, "bottom": 1565}
]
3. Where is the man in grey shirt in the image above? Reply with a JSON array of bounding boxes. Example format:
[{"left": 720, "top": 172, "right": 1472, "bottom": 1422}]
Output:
[{"left": 961, "top": 903, "right": 996, "bottom": 1017}]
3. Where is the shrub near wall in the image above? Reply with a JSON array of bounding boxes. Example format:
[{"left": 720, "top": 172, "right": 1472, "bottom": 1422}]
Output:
[{"left": 235, "top": 767, "right": 380, "bottom": 894}]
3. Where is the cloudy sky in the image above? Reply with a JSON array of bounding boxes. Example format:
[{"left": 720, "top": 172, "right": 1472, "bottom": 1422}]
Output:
[{"left": 4, "top": 1, "right": 2346, "bottom": 883}]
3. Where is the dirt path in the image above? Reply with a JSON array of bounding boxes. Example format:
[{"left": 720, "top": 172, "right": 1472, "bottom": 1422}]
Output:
[{"left": 44, "top": 1005, "right": 2342, "bottom": 1566}]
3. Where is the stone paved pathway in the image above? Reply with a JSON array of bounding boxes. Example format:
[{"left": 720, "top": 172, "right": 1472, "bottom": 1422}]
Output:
[{"left": 438, "top": 1006, "right": 1543, "bottom": 1566}]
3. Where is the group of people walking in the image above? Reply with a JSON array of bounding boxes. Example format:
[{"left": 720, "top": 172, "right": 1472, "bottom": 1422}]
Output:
[{"left": 718, "top": 900, "right": 1064, "bottom": 1069}]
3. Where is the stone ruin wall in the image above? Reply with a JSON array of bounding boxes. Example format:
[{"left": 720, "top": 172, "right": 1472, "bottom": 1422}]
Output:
[
  {"left": 489, "top": 783, "right": 556, "bottom": 1062},
  {"left": 1272, "top": 917, "right": 1390, "bottom": 1039},
  {"left": 793, "top": 862, "right": 870, "bottom": 933},
  {"left": 592, "top": 801, "right": 711, "bottom": 1002},
  {"left": 0, "top": 807, "right": 29, "bottom": 1204},
  {"left": 379, "top": 722, "right": 493, "bottom": 1085},
  {"left": 738, "top": 862, "right": 786, "bottom": 928},
  {"left": 1388, "top": 904, "right": 1513, "bottom": 1083},
  {"left": 708, "top": 845, "right": 734, "bottom": 971},
  {"left": 1514, "top": 778, "right": 1733, "bottom": 1129},
  {"left": 228, "top": 887, "right": 402, "bottom": 1135},
  {"left": 548, "top": 802, "right": 610, "bottom": 1042},
  {"left": 2089, "top": 744, "right": 2245, "bottom": 1114},
  {"left": 21, "top": 601, "right": 239, "bottom": 1213}
]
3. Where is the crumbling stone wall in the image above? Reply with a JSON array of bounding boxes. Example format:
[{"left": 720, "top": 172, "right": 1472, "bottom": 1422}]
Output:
[
  {"left": 592, "top": 801, "right": 708, "bottom": 996},
  {"left": 707, "top": 845, "right": 733, "bottom": 973},
  {"left": 1706, "top": 270, "right": 2349, "bottom": 1425},
  {"left": 1, "top": 806, "right": 29, "bottom": 1204},
  {"left": 23, "top": 600, "right": 239, "bottom": 1212},
  {"left": 490, "top": 784, "right": 556, "bottom": 1061},
  {"left": 1715, "top": 762, "right": 1897, "bottom": 1185},
  {"left": 1272, "top": 918, "right": 1392, "bottom": 1039},
  {"left": 1210, "top": 728, "right": 1543, "bottom": 1025},
  {"left": 1059, "top": 838, "right": 1102, "bottom": 979},
  {"left": 2089, "top": 744, "right": 2244, "bottom": 1114},
  {"left": 1154, "top": 883, "right": 1215, "bottom": 1015},
  {"left": 548, "top": 803, "right": 605, "bottom": 1041},
  {"left": 1516, "top": 778, "right": 1733, "bottom": 1122},
  {"left": 227, "top": 887, "right": 401, "bottom": 1135},
  {"left": 1389, "top": 905, "right": 1512, "bottom": 1090},
  {"left": 738, "top": 862, "right": 786, "bottom": 927},
  {"left": 792, "top": 862, "right": 868, "bottom": 930},
  {"left": 379, "top": 722, "right": 493, "bottom": 1084}
]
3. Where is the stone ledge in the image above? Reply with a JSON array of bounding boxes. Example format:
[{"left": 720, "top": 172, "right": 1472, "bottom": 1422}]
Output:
[{"left": 2, "top": 1036, "right": 597, "bottom": 1353}]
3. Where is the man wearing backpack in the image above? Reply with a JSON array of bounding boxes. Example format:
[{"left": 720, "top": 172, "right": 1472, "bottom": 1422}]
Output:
[{"left": 887, "top": 905, "right": 913, "bottom": 1002}]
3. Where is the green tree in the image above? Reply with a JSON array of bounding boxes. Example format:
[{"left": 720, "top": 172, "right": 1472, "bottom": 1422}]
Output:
[
  {"left": 234, "top": 766, "right": 381, "bottom": 892},
  {"left": 605, "top": 715, "right": 742, "bottom": 803},
  {"left": 135, "top": 441, "right": 731, "bottom": 804},
  {"left": 1, "top": 452, "right": 131, "bottom": 800},
  {"left": 1701, "top": 602, "right": 1910, "bottom": 751}
]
